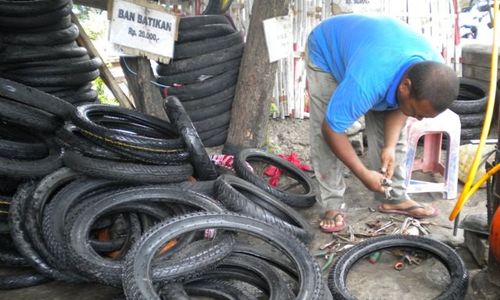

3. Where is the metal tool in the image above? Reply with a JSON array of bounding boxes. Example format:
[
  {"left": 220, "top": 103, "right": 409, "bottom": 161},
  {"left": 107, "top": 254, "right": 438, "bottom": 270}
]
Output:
[
  {"left": 381, "top": 177, "right": 398, "bottom": 200},
  {"left": 373, "top": 220, "right": 395, "bottom": 234}
]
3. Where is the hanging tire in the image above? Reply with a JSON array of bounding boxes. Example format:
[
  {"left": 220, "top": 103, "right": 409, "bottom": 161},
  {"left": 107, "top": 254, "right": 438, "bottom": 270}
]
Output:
[
  {"left": 328, "top": 235, "right": 468, "bottom": 300},
  {"left": 177, "top": 24, "right": 236, "bottom": 43}
]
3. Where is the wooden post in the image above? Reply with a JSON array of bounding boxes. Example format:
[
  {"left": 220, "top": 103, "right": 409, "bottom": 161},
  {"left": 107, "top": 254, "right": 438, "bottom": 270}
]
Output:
[
  {"left": 223, "top": 0, "right": 290, "bottom": 154},
  {"left": 71, "top": 13, "right": 134, "bottom": 109},
  {"left": 120, "top": 57, "right": 167, "bottom": 119}
]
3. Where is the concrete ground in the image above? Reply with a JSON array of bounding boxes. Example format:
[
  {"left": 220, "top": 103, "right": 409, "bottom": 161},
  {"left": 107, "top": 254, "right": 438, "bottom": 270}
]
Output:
[{"left": 0, "top": 118, "right": 497, "bottom": 299}]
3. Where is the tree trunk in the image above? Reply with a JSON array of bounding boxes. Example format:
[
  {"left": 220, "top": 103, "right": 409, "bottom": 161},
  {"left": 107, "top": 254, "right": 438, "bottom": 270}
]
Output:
[
  {"left": 120, "top": 57, "right": 167, "bottom": 119},
  {"left": 223, "top": 0, "right": 289, "bottom": 154}
]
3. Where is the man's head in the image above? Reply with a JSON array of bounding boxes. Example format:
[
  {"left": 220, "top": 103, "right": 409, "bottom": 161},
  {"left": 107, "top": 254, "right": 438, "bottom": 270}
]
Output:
[{"left": 397, "top": 61, "right": 459, "bottom": 120}]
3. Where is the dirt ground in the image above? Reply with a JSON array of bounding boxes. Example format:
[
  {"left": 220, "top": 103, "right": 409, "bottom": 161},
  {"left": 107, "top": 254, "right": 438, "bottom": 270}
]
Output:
[
  {"left": 0, "top": 117, "right": 496, "bottom": 300},
  {"left": 267, "top": 117, "right": 495, "bottom": 300}
]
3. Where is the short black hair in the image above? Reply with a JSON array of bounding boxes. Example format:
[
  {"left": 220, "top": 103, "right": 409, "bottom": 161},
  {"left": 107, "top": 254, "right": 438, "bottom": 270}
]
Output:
[{"left": 406, "top": 61, "right": 459, "bottom": 112}]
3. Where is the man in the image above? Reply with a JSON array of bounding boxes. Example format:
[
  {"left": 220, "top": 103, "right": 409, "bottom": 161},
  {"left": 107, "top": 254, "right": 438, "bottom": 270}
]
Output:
[{"left": 306, "top": 14, "right": 459, "bottom": 232}]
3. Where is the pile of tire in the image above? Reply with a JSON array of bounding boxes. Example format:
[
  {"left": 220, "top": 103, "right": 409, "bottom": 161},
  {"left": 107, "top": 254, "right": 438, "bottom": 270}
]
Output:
[
  {"left": 450, "top": 78, "right": 489, "bottom": 143},
  {"left": 156, "top": 15, "right": 244, "bottom": 147},
  {"left": 0, "top": 85, "right": 328, "bottom": 298},
  {"left": 0, "top": 0, "right": 101, "bottom": 106}
]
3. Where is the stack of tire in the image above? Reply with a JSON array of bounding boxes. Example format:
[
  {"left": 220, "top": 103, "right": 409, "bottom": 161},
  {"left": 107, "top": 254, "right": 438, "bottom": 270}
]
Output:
[
  {"left": 0, "top": 0, "right": 101, "bottom": 106},
  {"left": 450, "top": 78, "right": 488, "bottom": 143},
  {"left": 156, "top": 15, "right": 244, "bottom": 147}
]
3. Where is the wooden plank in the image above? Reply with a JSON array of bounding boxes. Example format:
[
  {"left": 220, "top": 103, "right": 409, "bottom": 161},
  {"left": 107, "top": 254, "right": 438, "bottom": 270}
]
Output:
[
  {"left": 120, "top": 57, "right": 167, "bottom": 119},
  {"left": 71, "top": 13, "right": 134, "bottom": 108},
  {"left": 223, "top": 0, "right": 290, "bottom": 154}
]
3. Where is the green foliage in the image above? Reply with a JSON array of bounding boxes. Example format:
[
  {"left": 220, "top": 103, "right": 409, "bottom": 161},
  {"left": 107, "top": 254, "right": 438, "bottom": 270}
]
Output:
[{"left": 92, "top": 77, "right": 118, "bottom": 106}]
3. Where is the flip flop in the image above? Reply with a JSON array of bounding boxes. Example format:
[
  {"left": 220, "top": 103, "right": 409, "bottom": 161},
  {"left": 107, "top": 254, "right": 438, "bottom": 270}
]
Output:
[
  {"left": 319, "top": 210, "right": 347, "bottom": 233},
  {"left": 377, "top": 203, "right": 440, "bottom": 219}
]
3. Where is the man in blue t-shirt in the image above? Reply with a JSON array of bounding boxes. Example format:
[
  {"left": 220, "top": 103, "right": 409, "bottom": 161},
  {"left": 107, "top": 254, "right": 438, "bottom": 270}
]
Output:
[{"left": 306, "top": 14, "right": 459, "bottom": 232}]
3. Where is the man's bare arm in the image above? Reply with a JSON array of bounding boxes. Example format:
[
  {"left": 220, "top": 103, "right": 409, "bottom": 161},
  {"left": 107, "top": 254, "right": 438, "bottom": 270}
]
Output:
[{"left": 321, "top": 121, "right": 385, "bottom": 192}]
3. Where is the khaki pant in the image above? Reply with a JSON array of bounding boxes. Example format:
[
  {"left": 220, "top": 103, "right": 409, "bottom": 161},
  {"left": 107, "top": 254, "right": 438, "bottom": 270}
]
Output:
[{"left": 305, "top": 50, "right": 409, "bottom": 209}]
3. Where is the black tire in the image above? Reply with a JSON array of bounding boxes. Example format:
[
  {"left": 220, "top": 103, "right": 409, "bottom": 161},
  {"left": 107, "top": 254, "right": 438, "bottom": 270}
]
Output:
[
  {"left": 4, "top": 69, "right": 100, "bottom": 87},
  {"left": 328, "top": 235, "right": 468, "bottom": 300},
  {"left": 179, "top": 15, "right": 230, "bottom": 31},
  {"left": 164, "top": 96, "right": 218, "bottom": 180},
  {"left": 6, "top": 57, "right": 101, "bottom": 76},
  {"left": 15, "top": 169, "right": 88, "bottom": 282},
  {"left": 201, "top": 129, "right": 228, "bottom": 147},
  {"left": 459, "top": 112, "right": 484, "bottom": 128},
  {"left": 41, "top": 178, "right": 125, "bottom": 275},
  {"left": 0, "top": 248, "right": 29, "bottom": 267},
  {"left": 187, "top": 97, "right": 233, "bottom": 122},
  {"left": 64, "top": 89, "right": 99, "bottom": 104},
  {"left": 0, "top": 2, "right": 72, "bottom": 29},
  {"left": 232, "top": 243, "right": 297, "bottom": 280},
  {"left": 0, "top": 0, "right": 70, "bottom": 16},
  {"left": 177, "top": 24, "right": 236, "bottom": 43},
  {"left": 122, "top": 212, "right": 324, "bottom": 300},
  {"left": 193, "top": 111, "right": 231, "bottom": 133},
  {"left": 198, "top": 125, "right": 228, "bottom": 140},
  {"left": 165, "top": 69, "right": 239, "bottom": 101},
  {"left": 65, "top": 186, "right": 228, "bottom": 286},
  {"left": 0, "top": 128, "right": 48, "bottom": 160},
  {"left": 215, "top": 174, "right": 313, "bottom": 243},
  {"left": 183, "top": 280, "right": 255, "bottom": 300},
  {"left": 0, "top": 140, "right": 63, "bottom": 179},
  {"left": 450, "top": 78, "right": 488, "bottom": 114},
  {"left": 70, "top": 104, "right": 185, "bottom": 152},
  {"left": 187, "top": 254, "right": 293, "bottom": 299},
  {"left": 157, "top": 43, "right": 244, "bottom": 76},
  {"left": 1, "top": 24, "right": 79, "bottom": 46},
  {"left": 233, "top": 148, "right": 316, "bottom": 208},
  {"left": 180, "top": 85, "right": 236, "bottom": 109},
  {"left": 0, "top": 97, "right": 62, "bottom": 132},
  {"left": 0, "top": 42, "right": 88, "bottom": 65},
  {"left": 157, "top": 57, "right": 241, "bottom": 85},
  {"left": 0, "top": 77, "right": 75, "bottom": 120},
  {"left": 8, "top": 183, "right": 64, "bottom": 282},
  {"left": 0, "top": 54, "right": 90, "bottom": 73},
  {"left": 461, "top": 126, "right": 483, "bottom": 143},
  {"left": 0, "top": 271, "right": 49, "bottom": 290},
  {"left": 77, "top": 115, "right": 190, "bottom": 164},
  {"left": 55, "top": 124, "right": 124, "bottom": 161},
  {"left": 174, "top": 32, "right": 243, "bottom": 60},
  {"left": 63, "top": 150, "right": 193, "bottom": 183}
]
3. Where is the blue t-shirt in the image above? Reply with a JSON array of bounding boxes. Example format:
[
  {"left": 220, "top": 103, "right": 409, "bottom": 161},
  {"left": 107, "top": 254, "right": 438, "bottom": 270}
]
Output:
[{"left": 307, "top": 14, "right": 442, "bottom": 133}]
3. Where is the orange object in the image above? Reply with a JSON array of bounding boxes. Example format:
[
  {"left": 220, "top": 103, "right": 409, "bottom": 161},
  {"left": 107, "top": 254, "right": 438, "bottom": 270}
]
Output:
[
  {"left": 159, "top": 239, "right": 178, "bottom": 254},
  {"left": 491, "top": 207, "right": 500, "bottom": 261},
  {"left": 96, "top": 228, "right": 122, "bottom": 259}
]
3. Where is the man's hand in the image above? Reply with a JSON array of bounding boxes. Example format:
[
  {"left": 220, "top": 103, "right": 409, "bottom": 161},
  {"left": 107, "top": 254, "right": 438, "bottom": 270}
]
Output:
[
  {"left": 380, "top": 146, "right": 396, "bottom": 178},
  {"left": 359, "top": 169, "right": 386, "bottom": 193}
]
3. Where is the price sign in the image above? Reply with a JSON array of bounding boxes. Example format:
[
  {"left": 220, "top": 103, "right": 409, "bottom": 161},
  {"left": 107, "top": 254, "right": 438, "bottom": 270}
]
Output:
[{"left": 109, "top": 0, "right": 178, "bottom": 63}]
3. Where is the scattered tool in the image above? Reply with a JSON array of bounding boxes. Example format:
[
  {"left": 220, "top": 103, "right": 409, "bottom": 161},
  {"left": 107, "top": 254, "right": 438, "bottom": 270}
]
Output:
[{"left": 373, "top": 220, "right": 395, "bottom": 234}]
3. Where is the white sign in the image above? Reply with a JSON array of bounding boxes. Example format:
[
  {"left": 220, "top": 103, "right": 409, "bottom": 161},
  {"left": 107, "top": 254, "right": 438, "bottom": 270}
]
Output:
[
  {"left": 109, "top": 0, "right": 178, "bottom": 63},
  {"left": 263, "top": 16, "right": 292, "bottom": 63}
]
